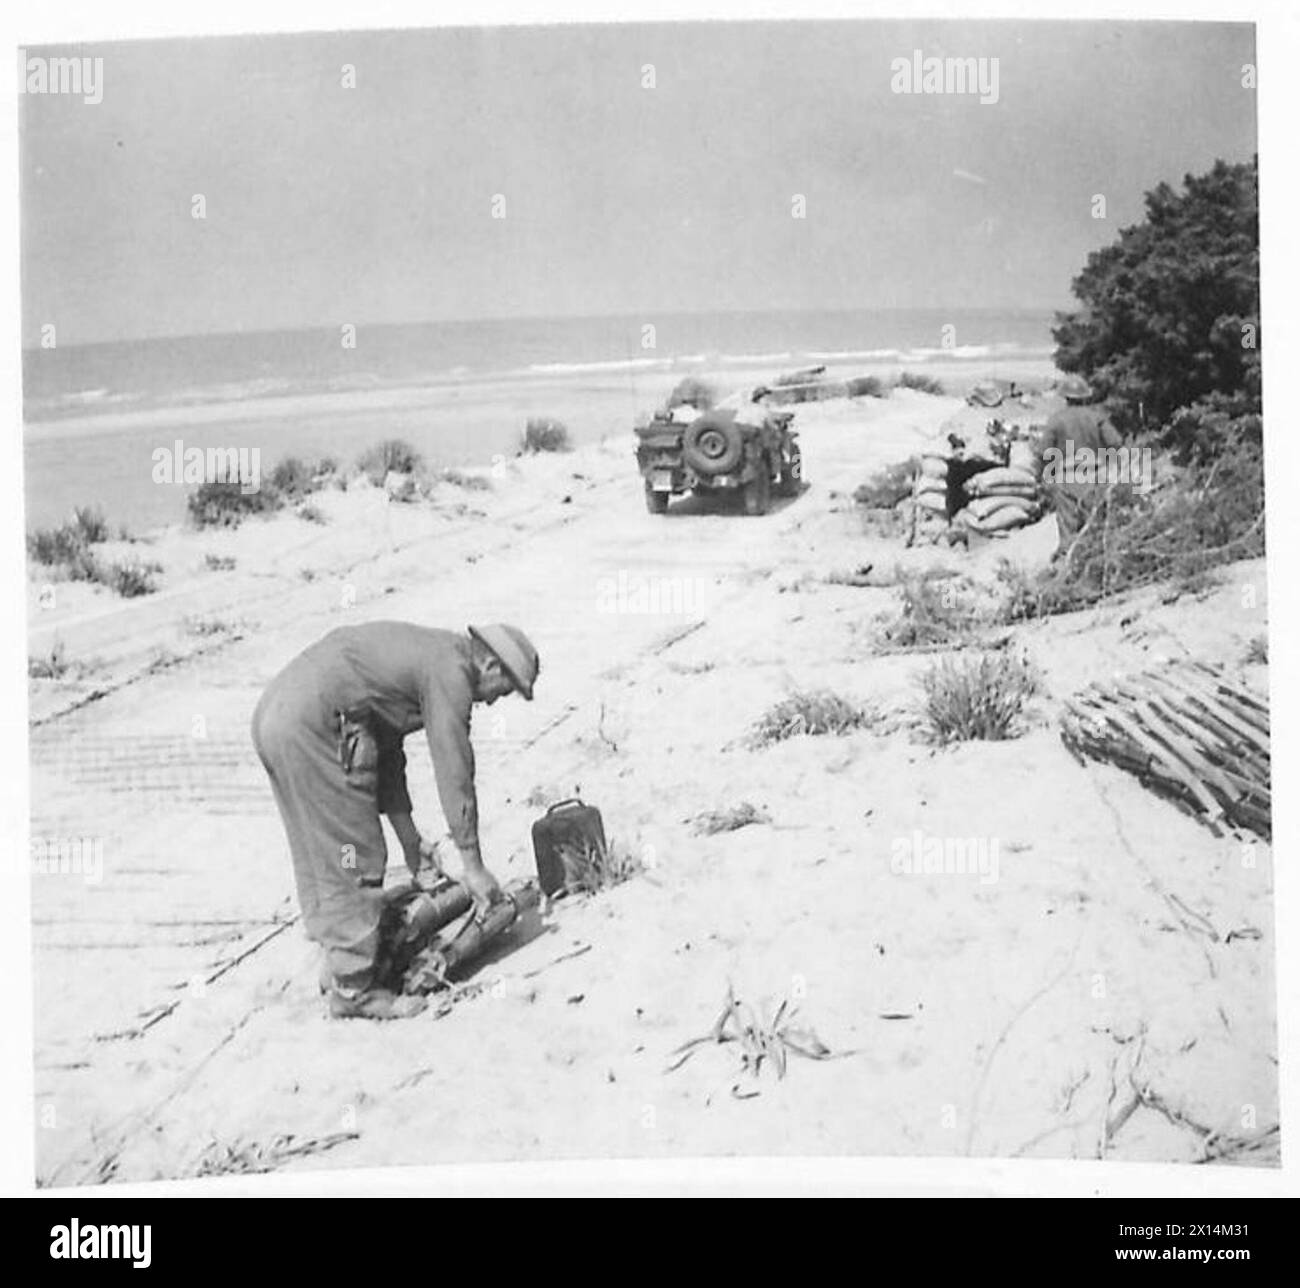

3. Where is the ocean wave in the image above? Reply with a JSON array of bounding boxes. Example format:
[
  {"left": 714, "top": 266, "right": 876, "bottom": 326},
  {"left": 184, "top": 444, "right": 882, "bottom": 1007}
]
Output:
[{"left": 526, "top": 357, "right": 671, "bottom": 375}]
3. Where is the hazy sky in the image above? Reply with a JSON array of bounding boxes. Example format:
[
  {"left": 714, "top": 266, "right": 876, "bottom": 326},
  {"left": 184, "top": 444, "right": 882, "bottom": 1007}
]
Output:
[{"left": 21, "top": 19, "right": 1257, "bottom": 345}]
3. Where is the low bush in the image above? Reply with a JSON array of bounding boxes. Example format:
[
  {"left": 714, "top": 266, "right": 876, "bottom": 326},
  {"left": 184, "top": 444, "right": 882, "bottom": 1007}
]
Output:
[
  {"left": 876, "top": 570, "right": 983, "bottom": 649},
  {"left": 854, "top": 456, "right": 921, "bottom": 509},
  {"left": 750, "top": 690, "right": 872, "bottom": 746},
  {"left": 846, "top": 375, "right": 887, "bottom": 398},
  {"left": 356, "top": 438, "right": 423, "bottom": 485},
  {"left": 894, "top": 371, "right": 946, "bottom": 395},
  {"left": 187, "top": 480, "right": 282, "bottom": 528},
  {"left": 522, "top": 418, "right": 572, "bottom": 453}
]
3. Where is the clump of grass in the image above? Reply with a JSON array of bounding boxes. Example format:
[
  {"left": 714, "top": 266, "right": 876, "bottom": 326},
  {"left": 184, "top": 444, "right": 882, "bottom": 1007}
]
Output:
[
  {"left": 102, "top": 559, "right": 162, "bottom": 598},
  {"left": 1244, "top": 634, "right": 1268, "bottom": 665},
  {"left": 854, "top": 457, "right": 921, "bottom": 509},
  {"left": 297, "top": 502, "right": 327, "bottom": 524},
  {"left": 876, "top": 570, "right": 982, "bottom": 649},
  {"left": 27, "top": 506, "right": 112, "bottom": 565},
  {"left": 187, "top": 480, "right": 282, "bottom": 529},
  {"left": 919, "top": 651, "right": 1041, "bottom": 744},
  {"left": 690, "top": 802, "right": 770, "bottom": 835},
  {"left": 750, "top": 689, "right": 872, "bottom": 746},
  {"left": 845, "top": 374, "right": 887, "bottom": 398},
  {"left": 182, "top": 615, "right": 238, "bottom": 638},
  {"left": 439, "top": 468, "right": 493, "bottom": 491},
  {"left": 522, "top": 417, "right": 572, "bottom": 453},
  {"left": 666, "top": 984, "right": 836, "bottom": 1088},
  {"left": 269, "top": 455, "right": 335, "bottom": 498},
  {"left": 357, "top": 438, "right": 423, "bottom": 485},
  {"left": 557, "top": 835, "right": 641, "bottom": 895},
  {"left": 28, "top": 642, "right": 70, "bottom": 680},
  {"left": 894, "top": 371, "right": 946, "bottom": 395},
  {"left": 204, "top": 553, "right": 237, "bottom": 572}
]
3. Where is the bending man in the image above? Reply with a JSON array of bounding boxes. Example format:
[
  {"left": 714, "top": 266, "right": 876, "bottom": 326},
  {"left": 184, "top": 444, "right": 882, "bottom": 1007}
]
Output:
[{"left": 252, "top": 621, "right": 540, "bottom": 1020}]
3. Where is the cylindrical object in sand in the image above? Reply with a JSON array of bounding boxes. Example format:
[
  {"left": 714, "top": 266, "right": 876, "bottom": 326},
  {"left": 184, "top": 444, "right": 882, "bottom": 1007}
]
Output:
[
  {"left": 433, "top": 880, "right": 540, "bottom": 978},
  {"left": 403, "top": 881, "right": 473, "bottom": 941}
]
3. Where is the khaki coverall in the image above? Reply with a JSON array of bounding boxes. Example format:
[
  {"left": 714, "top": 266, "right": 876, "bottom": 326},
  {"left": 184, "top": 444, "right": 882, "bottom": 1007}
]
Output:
[
  {"left": 1038, "top": 405, "right": 1125, "bottom": 555},
  {"left": 251, "top": 622, "right": 480, "bottom": 990}
]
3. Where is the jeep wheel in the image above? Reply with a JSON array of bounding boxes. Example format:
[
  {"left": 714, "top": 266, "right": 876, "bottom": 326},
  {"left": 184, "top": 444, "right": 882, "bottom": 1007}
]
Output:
[
  {"left": 777, "top": 443, "right": 803, "bottom": 497},
  {"left": 682, "top": 415, "right": 745, "bottom": 476},
  {"left": 644, "top": 484, "right": 670, "bottom": 515},
  {"left": 742, "top": 461, "right": 772, "bottom": 516}
]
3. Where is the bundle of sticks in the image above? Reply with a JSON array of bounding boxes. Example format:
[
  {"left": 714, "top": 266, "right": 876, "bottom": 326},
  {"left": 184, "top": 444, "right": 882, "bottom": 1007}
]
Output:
[{"left": 1060, "top": 661, "right": 1270, "bottom": 838}]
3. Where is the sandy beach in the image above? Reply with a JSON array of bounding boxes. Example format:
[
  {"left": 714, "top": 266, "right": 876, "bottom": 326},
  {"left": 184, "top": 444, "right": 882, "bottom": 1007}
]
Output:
[{"left": 27, "top": 364, "right": 1276, "bottom": 1184}]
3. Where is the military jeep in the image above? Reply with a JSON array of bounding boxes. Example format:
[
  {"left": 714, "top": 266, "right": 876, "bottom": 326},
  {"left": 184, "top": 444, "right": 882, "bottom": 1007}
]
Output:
[{"left": 635, "top": 405, "right": 803, "bottom": 516}]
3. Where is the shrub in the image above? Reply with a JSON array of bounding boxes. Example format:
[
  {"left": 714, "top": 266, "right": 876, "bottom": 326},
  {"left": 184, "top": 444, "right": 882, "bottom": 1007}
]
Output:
[
  {"left": 920, "top": 651, "right": 1040, "bottom": 743},
  {"left": 522, "top": 418, "right": 571, "bottom": 453},
  {"left": 187, "top": 480, "right": 281, "bottom": 528},
  {"left": 750, "top": 690, "right": 872, "bottom": 746},
  {"left": 29, "top": 642, "right": 70, "bottom": 680},
  {"left": 439, "top": 468, "right": 493, "bottom": 491},
  {"left": 1244, "top": 635, "right": 1268, "bottom": 665},
  {"left": 269, "top": 455, "right": 334, "bottom": 497},
  {"left": 854, "top": 456, "right": 921, "bottom": 509},
  {"left": 877, "top": 571, "right": 983, "bottom": 649},
  {"left": 27, "top": 506, "right": 111, "bottom": 565},
  {"left": 846, "top": 375, "right": 887, "bottom": 398},
  {"left": 204, "top": 553, "right": 237, "bottom": 571},
  {"left": 356, "top": 438, "right": 423, "bottom": 485},
  {"left": 665, "top": 376, "right": 718, "bottom": 411},
  {"left": 1023, "top": 444, "right": 1264, "bottom": 616},
  {"left": 297, "top": 503, "right": 327, "bottom": 524},
  {"left": 894, "top": 371, "right": 945, "bottom": 395},
  {"left": 1052, "top": 157, "right": 1259, "bottom": 436},
  {"left": 101, "top": 559, "right": 161, "bottom": 598}
]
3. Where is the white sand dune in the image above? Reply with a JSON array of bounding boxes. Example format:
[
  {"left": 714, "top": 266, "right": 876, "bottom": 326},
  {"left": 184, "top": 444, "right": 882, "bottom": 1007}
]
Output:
[{"left": 28, "top": 372, "right": 1276, "bottom": 1183}]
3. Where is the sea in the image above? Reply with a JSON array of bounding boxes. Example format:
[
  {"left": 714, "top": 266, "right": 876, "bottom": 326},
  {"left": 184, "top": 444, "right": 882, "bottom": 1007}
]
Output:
[{"left": 23, "top": 308, "right": 1057, "bottom": 530}]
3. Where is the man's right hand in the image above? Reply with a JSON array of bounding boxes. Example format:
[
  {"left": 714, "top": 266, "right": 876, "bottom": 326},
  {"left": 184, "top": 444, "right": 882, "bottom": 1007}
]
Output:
[{"left": 460, "top": 858, "right": 503, "bottom": 917}]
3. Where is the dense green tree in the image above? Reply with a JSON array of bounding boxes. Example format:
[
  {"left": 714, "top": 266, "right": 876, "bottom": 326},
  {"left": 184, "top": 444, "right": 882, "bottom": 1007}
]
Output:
[{"left": 1053, "top": 157, "right": 1260, "bottom": 458}]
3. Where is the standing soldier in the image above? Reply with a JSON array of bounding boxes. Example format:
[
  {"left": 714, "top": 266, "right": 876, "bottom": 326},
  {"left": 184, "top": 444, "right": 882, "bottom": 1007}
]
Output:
[
  {"left": 252, "top": 621, "right": 539, "bottom": 1020},
  {"left": 1038, "top": 376, "right": 1125, "bottom": 558}
]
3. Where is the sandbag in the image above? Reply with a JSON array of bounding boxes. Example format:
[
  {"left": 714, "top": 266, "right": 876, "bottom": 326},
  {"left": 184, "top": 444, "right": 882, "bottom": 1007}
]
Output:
[
  {"left": 968, "top": 505, "right": 1040, "bottom": 533},
  {"left": 915, "top": 478, "right": 947, "bottom": 497},
  {"left": 920, "top": 455, "right": 949, "bottom": 480},
  {"left": 965, "top": 465, "right": 1037, "bottom": 495},
  {"left": 965, "top": 483, "right": 1038, "bottom": 502},
  {"left": 914, "top": 491, "right": 948, "bottom": 513},
  {"left": 966, "top": 493, "right": 1036, "bottom": 521}
]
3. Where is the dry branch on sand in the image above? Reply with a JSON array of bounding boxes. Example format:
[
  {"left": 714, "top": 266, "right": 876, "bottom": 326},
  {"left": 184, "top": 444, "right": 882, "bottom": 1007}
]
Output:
[
  {"left": 689, "top": 802, "right": 770, "bottom": 835},
  {"left": 1060, "top": 662, "right": 1270, "bottom": 838},
  {"left": 194, "top": 1131, "right": 359, "bottom": 1177}
]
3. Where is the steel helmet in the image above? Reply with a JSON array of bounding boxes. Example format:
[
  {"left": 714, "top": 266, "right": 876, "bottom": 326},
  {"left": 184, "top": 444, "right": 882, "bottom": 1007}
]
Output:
[
  {"left": 1059, "top": 375, "right": 1094, "bottom": 402},
  {"left": 468, "top": 623, "right": 540, "bottom": 700}
]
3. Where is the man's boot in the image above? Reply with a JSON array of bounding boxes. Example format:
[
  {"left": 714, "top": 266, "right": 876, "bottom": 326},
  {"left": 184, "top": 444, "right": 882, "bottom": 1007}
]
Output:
[{"left": 328, "top": 986, "right": 427, "bottom": 1020}]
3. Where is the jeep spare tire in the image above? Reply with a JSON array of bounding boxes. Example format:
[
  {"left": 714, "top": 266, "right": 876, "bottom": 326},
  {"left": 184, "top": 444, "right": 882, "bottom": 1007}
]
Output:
[{"left": 682, "top": 411, "right": 745, "bottom": 476}]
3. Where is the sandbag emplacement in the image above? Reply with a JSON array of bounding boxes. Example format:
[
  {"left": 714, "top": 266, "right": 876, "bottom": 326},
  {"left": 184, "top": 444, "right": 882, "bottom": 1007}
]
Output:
[{"left": 920, "top": 455, "right": 949, "bottom": 479}]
